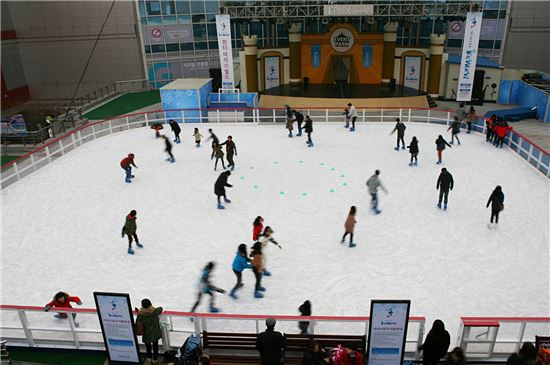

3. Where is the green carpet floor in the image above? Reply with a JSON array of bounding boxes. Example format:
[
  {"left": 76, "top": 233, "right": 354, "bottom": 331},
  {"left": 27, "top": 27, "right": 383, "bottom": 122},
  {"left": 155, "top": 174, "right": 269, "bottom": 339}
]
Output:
[
  {"left": 8, "top": 347, "right": 106, "bottom": 365},
  {"left": 83, "top": 90, "right": 160, "bottom": 120},
  {"left": 1, "top": 155, "right": 20, "bottom": 166}
]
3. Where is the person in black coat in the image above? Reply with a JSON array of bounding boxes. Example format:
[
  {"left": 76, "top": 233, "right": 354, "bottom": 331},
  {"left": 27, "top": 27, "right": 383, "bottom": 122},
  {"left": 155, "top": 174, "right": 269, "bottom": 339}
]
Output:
[
  {"left": 208, "top": 128, "right": 220, "bottom": 159},
  {"left": 447, "top": 116, "right": 462, "bottom": 145},
  {"left": 407, "top": 136, "right": 419, "bottom": 166},
  {"left": 302, "top": 339, "right": 330, "bottom": 365},
  {"left": 486, "top": 185, "right": 505, "bottom": 228},
  {"left": 436, "top": 168, "right": 454, "bottom": 210},
  {"left": 435, "top": 135, "right": 452, "bottom": 165},
  {"left": 161, "top": 135, "right": 175, "bottom": 163},
  {"left": 220, "top": 135, "right": 238, "bottom": 171},
  {"left": 391, "top": 118, "right": 407, "bottom": 150},
  {"left": 294, "top": 110, "right": 304, "bottom": 136},
  {"left": 418, "top": 319, "right": 450, "bottom": 365},
  {"left": 256, "top": 318, "right": 284, "bottom": 365},
  {"left": 298, "top": 300, "right": 311, "bottom": 334},
  {"left": 506, "top": 342, "right": 536, "bottom": 365},
  {"left": 168, "top": 119, "right": 181, "bottom": 143},
  {"left": 304, "top": 116, "right": 314, "bottom": 147},
  {"left": 214, "top": 170, "right": 232, "bottom": 209}
]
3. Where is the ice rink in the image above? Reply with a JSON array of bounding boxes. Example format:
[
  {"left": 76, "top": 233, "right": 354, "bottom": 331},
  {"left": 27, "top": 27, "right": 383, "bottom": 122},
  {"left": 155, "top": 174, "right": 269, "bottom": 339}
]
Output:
[{"left": 1, "top": 122, "right": 549, "bottom": 341}]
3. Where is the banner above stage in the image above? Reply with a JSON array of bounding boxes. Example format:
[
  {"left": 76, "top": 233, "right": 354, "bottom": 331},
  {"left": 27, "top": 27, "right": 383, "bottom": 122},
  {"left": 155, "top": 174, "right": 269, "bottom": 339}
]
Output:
[
  {"left": 324, "top": 4, "right": 374, "bottom": 16},
  {"left": 215, "top": 14, "right": 234, "bottom": 90},
  {"left": 457, "top": 11, "right": 483, "bottom": 101}
]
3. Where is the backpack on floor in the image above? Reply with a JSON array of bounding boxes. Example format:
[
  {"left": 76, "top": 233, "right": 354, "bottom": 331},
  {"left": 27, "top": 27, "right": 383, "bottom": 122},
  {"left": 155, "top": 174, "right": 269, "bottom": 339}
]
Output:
[{"left": 175, "top": 334, "right": 202, "bottom": 365}]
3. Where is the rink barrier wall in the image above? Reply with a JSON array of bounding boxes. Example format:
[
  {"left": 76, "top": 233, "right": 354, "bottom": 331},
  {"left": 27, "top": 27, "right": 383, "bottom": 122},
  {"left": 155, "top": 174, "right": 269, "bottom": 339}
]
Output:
[
  {"left": 1, "top": 305, "right": 548, "bottom": 361},
  {"left": 1, "top": 107, "right": 549, "bottom": 189}
]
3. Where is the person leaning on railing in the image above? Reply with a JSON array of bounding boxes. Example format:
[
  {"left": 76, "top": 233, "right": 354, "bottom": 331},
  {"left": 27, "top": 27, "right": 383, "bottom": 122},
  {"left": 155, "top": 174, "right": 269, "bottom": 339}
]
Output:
[
  {"left": 44, "top": 291, "right": 82, "bottom": 326},
  {"left": 136, "top": 298, "right": 163, "bottom": 365}
]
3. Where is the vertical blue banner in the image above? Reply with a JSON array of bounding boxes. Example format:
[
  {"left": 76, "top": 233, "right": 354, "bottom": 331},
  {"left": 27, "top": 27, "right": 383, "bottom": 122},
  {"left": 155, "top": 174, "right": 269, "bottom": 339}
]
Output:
[
  {"left": 362, "top": 44, "right": 373, "bottom": 68},
  {"left": 311, "top": 45, "right": 321, "bottom": 68}
]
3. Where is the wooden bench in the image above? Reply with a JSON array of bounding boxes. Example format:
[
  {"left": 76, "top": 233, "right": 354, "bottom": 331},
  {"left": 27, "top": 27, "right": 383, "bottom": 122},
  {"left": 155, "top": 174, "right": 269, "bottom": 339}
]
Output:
[
  {"left": 202, "top": 331, "right": 261, "bottom": 365},
  {"left": 283, "top": 333, "right": 366, "bottom": 365}
]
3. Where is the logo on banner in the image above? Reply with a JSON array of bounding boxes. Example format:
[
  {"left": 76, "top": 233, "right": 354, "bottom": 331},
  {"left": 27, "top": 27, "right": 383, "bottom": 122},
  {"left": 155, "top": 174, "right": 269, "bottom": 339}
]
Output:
[
  {"left": 451, "top": 22, "right": 462, "bottom": 33},
  {"left": 151, "top": 28, "right": 162, "bottom": 39},
  {"left": 330, "top": 28, "right": 354, "bottom": 52}
]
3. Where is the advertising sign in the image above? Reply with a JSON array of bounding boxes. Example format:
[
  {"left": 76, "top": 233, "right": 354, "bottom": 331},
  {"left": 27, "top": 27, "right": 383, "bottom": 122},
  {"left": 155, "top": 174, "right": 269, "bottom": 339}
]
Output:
[
  {"left": 448, "top": 19, "right": 505, "bottom": 40},
  {"left": 330, "top": 28, "right": 355, "bottom": 53},
  {"left": 403, "top": 56, "right": 422, "bottom": 90},
  {"left": 215, "top": 14, "right": 234, "bottom": 89},
  {"left": 144, "top": 25, "right": 193, "bottom": 44},
  {"left": 94, "top": 292, "right": 140, "bottom": 364},
  {"left": 457, "top": 12, "right": 483, "bottom": 101},
  {"left": 324, "top": 4, "right": 374, "bottom": 16},
  {"left": 367, "top": 300, "right": 411, "bottom": 365},
  {"left": 264, "top": 56, "right": 280, "bottom": 90},
  {"left": 362, "top": 44, "right": 373, "bottom": 68},
  {"left": 311, "top": 45, "right": 321, "bottom": 68}
]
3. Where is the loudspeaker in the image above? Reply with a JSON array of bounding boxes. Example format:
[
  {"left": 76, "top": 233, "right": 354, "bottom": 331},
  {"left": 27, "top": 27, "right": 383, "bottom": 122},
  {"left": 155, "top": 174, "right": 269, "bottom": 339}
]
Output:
[{"left": 209, "top": 68, "right": 222, "bottom": 91}]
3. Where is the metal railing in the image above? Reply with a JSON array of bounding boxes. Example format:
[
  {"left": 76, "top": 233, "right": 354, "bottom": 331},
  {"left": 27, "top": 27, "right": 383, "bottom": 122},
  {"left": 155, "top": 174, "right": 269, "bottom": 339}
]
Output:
[
  {"left": 0, "top": 305, "right": 425, "bottom": 359},
  {"left": 1, "top": 107, "right": 548, "bottom": 189}
]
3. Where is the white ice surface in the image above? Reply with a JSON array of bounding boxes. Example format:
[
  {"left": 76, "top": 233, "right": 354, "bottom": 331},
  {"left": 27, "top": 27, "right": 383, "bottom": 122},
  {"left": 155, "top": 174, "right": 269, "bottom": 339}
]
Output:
[{"left": 1, "top": 123, "right": 549, "bottom": 342}]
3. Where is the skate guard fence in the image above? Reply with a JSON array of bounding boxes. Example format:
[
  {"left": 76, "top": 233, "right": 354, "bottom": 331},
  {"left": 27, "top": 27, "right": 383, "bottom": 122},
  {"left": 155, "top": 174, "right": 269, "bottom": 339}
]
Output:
[{"left": 1, "top": 107, "right": 548, "bottom": 189}]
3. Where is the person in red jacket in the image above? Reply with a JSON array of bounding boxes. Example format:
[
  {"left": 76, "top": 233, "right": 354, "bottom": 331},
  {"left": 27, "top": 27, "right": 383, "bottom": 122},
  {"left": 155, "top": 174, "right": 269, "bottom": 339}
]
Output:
[
  {"left": 120, "top": 153, "right": 138, "bottom": 183},
  {"left": 44, "top": 291, "right": 82, "bottom": 326},
  {"left": 252, "top": 216, "right": 264, "bottom": 241},
  {"left": 494, "top": 120, "right": 512, "bottom": 148}
]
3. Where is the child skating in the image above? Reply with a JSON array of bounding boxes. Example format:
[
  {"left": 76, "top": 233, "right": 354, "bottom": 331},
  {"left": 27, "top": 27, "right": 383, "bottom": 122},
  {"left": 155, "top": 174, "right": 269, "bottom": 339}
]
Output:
[
  {"left": 121, "top": 210, "right": 143, "bottom": 254},
  {"left": 229, "top": 244, "right": 253, "bottom": 299},
  {"left": 407, "top": 136, "right": 419, "bottom": 166},
  {"left": 435, "top": 135, "right": 452, "bottom": 164},
  {"left": 341, "top": 206, "right": 357, "bottom": 247},
  {"left": 252, "top": 216, "right": 264, "bottom": 241},
  {"left": 250, "top": 242, "right": 266, "bottom": 298},
  {"left": 193, "top": 128, "right": 203, "bottom": 147},
  {"left": 257, "top": 226, "right": 282, "bottom": 276}
]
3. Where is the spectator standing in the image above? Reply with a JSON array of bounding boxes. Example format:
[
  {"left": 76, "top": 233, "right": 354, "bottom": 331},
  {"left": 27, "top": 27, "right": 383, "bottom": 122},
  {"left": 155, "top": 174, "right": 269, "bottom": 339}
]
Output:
[
  {"left": 44, "top": 291, "right": 82, "bottom": 325},
  {"left": 304, "top": 115, "right": 314, "bottom": 147},
  {"left": 391, "top": 118, "right": 407, "bottom": 150},
  {"left": 120, "top": 153, "right": 137, "bottom": 183},
  {"left": 436, "top": 168, "right": 454, "bottom": 210},
  {"left": 347, "top": 103, "right": 358, "bottom": 131},
  {"left": 366, "top": 170, "right": 387, "bottom": 215},
  {"left": 466, "top": 106, "right": 476, "bottom": 134},
  {"left": 136, "top": 298, "right": 163, "bottom": 364},
  {"left": 298, "top": 300, "right": 311, "bottom": 334},
  {"left": 506, "top": 342, "right": 536, "bottom": 365},
  {"left": 122, "top": 210, "right": 143, "bottom": 254},
  {"left": 256, "top": 318, "right": 284, "bottom": 365},
  {"left": 418, "top": 319, "right": 451, "bottom": 365},
  {"left": 486, "top": 185, "right": 505, "bottom": 228},
  {"left": 168, "top": 119, "right": 181, "bottom": 143}
]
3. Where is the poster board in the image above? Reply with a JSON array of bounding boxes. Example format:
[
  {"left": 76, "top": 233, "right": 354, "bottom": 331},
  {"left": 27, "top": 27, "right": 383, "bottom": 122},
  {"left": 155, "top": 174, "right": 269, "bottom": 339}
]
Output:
[
  {"left": 264, "top": 56, "right": 281, "bottom": 90},
  {"left": 367, "top": 300, "right": 411, "bottom": 365},
  {"left": 403, "top": 56, "right": 422, "bottom": 90},
  {"left": 94, "top": 292, "right": 141, "bottom": 364}
]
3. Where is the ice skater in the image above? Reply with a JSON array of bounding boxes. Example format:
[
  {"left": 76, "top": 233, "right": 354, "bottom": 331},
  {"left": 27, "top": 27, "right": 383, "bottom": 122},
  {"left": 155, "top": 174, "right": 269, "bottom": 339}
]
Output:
[
  {"left": 252, "top": 216, "right": 264, "bottom": 241},
  {"left": 494, "top": 120, "right": 512, "bottom": 148},
  {"left": 341, "top": 206, "right": 357, "bottom": 247},
  {"left": 208, "top": 128, "right": 220, "bottom": 158},
  {"left": 258, "top": 226, "right": 282, "bottom": 276},
  {"left": 214, "top": 170, "right": 232, "bottom": 209},
  {"left": 294, "top": 110, "right": 304, "bottom": 136},
  {"left": 408, "top": 136, "right": 419, "bottom": 166},
  {"left": 168, "top": 119, "right": 181, "bottom": 143},
  {"left": 448, "top": 117, "right": 461, "bottom": 145},
  {"left": 193, "top": 127, "right": 203, "bottom": 147},
  {"left": 121, "top": 209, "right": 143, "bottom": 254},
  {"left": 486, "top": 185, "right": 504, "bottom": 229},
  {"left": 285, "top": 105, "right": 294, "bottom": 138},
  {"left": 304, "top": 115, "right": 314, "bottom": 147},
  {"left": 485, "top": 115, "right": 496, "bottom": 143},
  {"left": 162, "top": 135, "right": 175, "bottom": 163},
  {"left": 466, "top": 106, "right": 476, "bottom": 134},
  {"left": 298, "top": 300, "right": 311, "bottom": 334},
  {"left": 229, "top": 244, "right": 253, "bottom": 299},
  {"left": 44, "top": 291, "right": 82, "bottom": 326},
  {"left": 436, "top": 168, "right": 454, "bottom": 210},
  {"left": 366, "top": 170, "right": 387, "bottom": 215},
  {"left": 250, "top": 242, "right": 266, "bottom": 298},
  {"left": 220, "top": 135, "right": 237, "bottom": 170},
  {"left": 347, "top": 103, "right": 358, "bottom": 131},
  {"left": 343, "top": 105, "right": 351, "bottom": 128},
  {"left": 391, "top": 118, "right": 406, "bottom": 150},
  {"left": 120, "top": 153, "right": 137, "bottom": 183},
  {"left": 190, "top": 262, "right": 225, "bottom": 313},
  {"left": 212, "top": 142, "right": 226, "bottom": 171},
  {"left": 435, "top": 135, "right": 452, "bottom": 165}
]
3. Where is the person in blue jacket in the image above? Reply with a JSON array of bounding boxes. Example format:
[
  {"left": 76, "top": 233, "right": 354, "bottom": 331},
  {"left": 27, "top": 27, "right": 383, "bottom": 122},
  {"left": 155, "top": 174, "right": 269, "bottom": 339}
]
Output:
[{"left": 229, "top": 244, "right": 252, "bottom": 299}]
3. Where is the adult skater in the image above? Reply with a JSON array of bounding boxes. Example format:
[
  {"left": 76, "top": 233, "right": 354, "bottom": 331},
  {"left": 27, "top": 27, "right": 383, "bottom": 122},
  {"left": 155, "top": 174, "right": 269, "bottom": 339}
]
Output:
[
  {"left": 208, "top": 128, "right": 220, "bottom": 158},
  {"left": 168, "top": 119, "right": 181, "bottom": 143},
  {"left": 190, "top": 261, "right": 225, "bottom": 313},
  {"left": 44, "top": 291, "right": 82, "bottom": 325},
  {"left": 486, "top": 185, "right": 505, "bottom": 228},
  {"left": 456, "top": 103, "right": 467, "bottom": 126},
  {"left": 285, "top": 105, "right": 294, "bottom": 138},
  {"left": 258, "top": 226, "right": 282, "bottom": 276},
  {"left": 252, "top": 216, "right": 264, "bottom": 241},
  {"left": 256, "top": 318, "right": 284, "bottom": 365},
  {"left": 294, "top": 110, "right": 304, "bottom": 136},
  {"left": 229, "top": 244, "right": 253, "bottom": 299},
  {"left": 391, "top": 118, "right": 406, "bottom": 150},
  {"left": 298, "top": 300, "right": 311, "bottom": 334},
  {"left": 447, "top": 116, "right": 461, "bottom": 145},
  {"left": 366, "top": 170, "right": 387, "bottom": 215},
  {"left": 466, "top": 106, "right": 476, "bottom": 134},
  {"left": 435, "top": 135, "right": 452, "bottom": 165},
  {"left": 214, "top": 170, "right": 232, "bottom": 209},
  {"left": 120, "top": 153, "right": 137, "bottom": 183},
  {"left": 341, "top": 206, "right": 357, "bottom": 247},
  {"left": 418, "top": 319, "right": 450, "bottom": 365},
  {"left": 121, "top": 209, "right": 143, "bottom": 254},
  {"left": 193, "top": 128, "right": 203, "bottom": 147},
  {"left": 343, "top": 105, "right": 351, "bottom": 128},
  {"left": 136, "top": 298, "right": 163, "bottom": 364},
  {"left": 250, "top": 242, "right": 266, "bottom": 298},
  {"left": 485, "top": 115, "right": 496, "bottom": 143},
  {"left": 162, "top": 135, "right": 175, "bottom": 163},
  {"left": 212, "top": 142, "right": 226, "bottom": 171},
  {"left": 436, "top": 168, "right": 454, "bottom": 210},
  {"left": 408, "top": 136, "right": 419, "bottom": 166},
  {"left": 220, "top": 135, "right": 237, "bottom": 170},
  {"left": 347, "top": 103, "right": 358, "bottom": 131},
  {"left": 304, "top": 115, "right": 314, "bottom": 147}
]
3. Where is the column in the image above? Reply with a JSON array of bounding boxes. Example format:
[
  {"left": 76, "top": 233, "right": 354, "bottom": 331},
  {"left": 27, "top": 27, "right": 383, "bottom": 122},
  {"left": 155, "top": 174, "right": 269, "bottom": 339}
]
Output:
[
  {"left": 288, "top": 23, "right": 302, "bottom": 85},
  {"left": 382, "top": 22, "right": 398, "bottom": 84},
  {"left": 427, "top": 33, "right": 446, "bottom": 97},
  {"left": 243, "top": 35, "right": 258, "bottom": 92}
]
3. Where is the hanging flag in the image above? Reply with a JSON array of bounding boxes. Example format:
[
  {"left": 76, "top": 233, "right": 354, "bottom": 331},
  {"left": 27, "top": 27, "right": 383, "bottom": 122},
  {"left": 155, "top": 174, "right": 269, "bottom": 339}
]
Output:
[
  {"left": 457, "top": 12, "right": 483, "bottom": 101},
  {"left": 215, "top": 15, "right": 234, "bottom": 90}
]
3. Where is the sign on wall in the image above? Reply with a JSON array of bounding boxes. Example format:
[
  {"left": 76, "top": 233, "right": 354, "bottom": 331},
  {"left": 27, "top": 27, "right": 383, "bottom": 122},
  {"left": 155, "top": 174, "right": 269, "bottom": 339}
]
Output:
[
  {"left": 367, "top": 300, "right": 411, "bottom": 365},
  {"left": 94, "top": 292, "right": 140, "bottom": 364},
  {"left": 324, "top": 4, "right": 374, "bottom": 16},
  {"left": 144, "top": 25, "right": 193, "bottom": 44},
  {"left": 457, "top": 12, "right": 483, "bottom": 101},
  {"left": 330, "top": 28, "right": 354, "bottom": 53},
  {"left": 362, "top": 45, "right": 373, "bottom": 68},
  {"left": 448, "top": 19, "right": 505, "bottom": 40},
  {"left": 403, "top": 56, "right": 422, "bottom": 90},
  {"left": 311, "top": 45, "right": 321, "bottom": 68},
  {"left": 264, "top": 56, "right": 280, "bottom": 90},
  {"left": 215, "top": 14, "right": 234, "bottom": 90}
]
